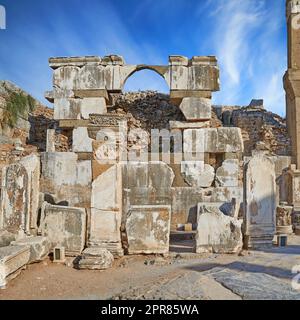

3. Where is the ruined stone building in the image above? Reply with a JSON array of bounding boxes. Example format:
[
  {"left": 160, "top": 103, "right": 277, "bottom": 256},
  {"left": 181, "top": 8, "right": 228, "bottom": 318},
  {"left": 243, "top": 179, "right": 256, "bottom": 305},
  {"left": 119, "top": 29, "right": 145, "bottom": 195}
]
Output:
[{"left": 0, "top": 0, "right": 299, "bottom": 287}]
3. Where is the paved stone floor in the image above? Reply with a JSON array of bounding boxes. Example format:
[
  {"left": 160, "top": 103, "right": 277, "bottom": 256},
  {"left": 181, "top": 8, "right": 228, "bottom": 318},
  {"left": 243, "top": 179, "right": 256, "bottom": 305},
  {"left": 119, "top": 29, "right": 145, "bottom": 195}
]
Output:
[{"left": 1, "top": 236, "right": 300, "bottom": 300}]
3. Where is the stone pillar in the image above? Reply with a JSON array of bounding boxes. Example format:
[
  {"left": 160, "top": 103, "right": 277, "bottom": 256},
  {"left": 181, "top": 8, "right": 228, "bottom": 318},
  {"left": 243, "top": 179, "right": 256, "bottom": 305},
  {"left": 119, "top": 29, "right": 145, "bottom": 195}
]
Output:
[
  {"left": 284, "top": 1, "right": 300, "bottom": 168},
  {"left": 243, "top": 153, "right": 276, "bottom": 249},
  {"left": 46, "top": 129, "right": 56, "bottom": 152}
]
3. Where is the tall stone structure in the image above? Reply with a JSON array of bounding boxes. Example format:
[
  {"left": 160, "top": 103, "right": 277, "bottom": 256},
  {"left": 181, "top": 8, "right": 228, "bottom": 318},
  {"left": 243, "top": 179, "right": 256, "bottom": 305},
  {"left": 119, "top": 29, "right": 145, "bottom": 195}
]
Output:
[{"left": 284, "top": 0, "right": 300, "bottom": 168}]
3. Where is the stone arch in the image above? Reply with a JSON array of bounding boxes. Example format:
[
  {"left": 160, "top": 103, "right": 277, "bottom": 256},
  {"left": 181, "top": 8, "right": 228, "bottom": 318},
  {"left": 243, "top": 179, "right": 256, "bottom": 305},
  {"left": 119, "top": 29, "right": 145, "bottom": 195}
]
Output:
[{"left": 121, "top": 65, "right": 170, "bottom": 91}]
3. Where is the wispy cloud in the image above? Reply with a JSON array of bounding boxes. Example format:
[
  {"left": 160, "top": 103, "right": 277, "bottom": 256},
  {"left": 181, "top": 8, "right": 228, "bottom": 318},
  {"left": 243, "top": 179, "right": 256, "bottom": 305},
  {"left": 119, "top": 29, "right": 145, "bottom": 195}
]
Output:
[{"left": 204, "top": 0, "right": 286, "bottom": 115}]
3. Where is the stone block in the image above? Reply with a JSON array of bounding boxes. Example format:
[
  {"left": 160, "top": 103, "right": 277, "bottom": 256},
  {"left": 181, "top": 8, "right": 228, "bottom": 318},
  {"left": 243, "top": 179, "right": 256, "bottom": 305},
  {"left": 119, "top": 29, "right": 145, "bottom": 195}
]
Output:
[
  {"left": 46, "top": 129, "right": 56, "bottom": 152},
  {"left": 77, "top": 248, "right": 114, "bottom": 270},
  {"left": 40, "top": 152, "right": 91, "bottom": 207},
  {"left": 181, "top": 162, "right": 214, "bottom": 187},
  {"left": 20, "top": 154, "right": 40, "bottom": 231},
  {"left": 243, "top": 154, "right": 276, "bottom": 249},
  {"left": 54, "top": 98, "right": 82, "bottom": 120},
  {"left": 170, "top": 186, "right": 243, "bottom": 230},
  {"left": 0, "top": 245, "right": 30, "bottom": 288},
  {"left": 72, "top": 127, "right": 93, "bottom": 152},
  {"left": 215, "top": 159, "right": 239, "bottom": 187},
  {"left": 202, "top": 128, "right": 244, "bottom": 153},
  {"left": 179, "top": 97, "right": 211, "bottom": 121},
  {"left": 89, "top": 209, "right": 122, "bottom": 244},
  {"left": 39, "top": 203, "right": 86, "bottom": 256},
  {"left": 91, "top": 165, "right": 121, "bottom": 211},
  {"left": 0, "top": 231, "right": 16, "bottom": 248},
  {"left": 11, "top": 236, "right": 50, "bottom": 263},
  {"left": 183, "top": 129, "right": 205, "bottom": 161},
  {"left": 125, "top": 205, "right": 171, "bottom": 254},
  {"left": 0, "top": 162, "right": 30, "bottom": 235},
  {"left": 216, "top": 128, "right": 244, "bottom": 153},
  {"left": 80, "top": 97, "right": 107, "bottom": 119},
  {"left": 196, "top": 203, "right": 243, "bottom": 254},
  {"left": 169, "top": 121, "right": 210, "bottom": 130}
]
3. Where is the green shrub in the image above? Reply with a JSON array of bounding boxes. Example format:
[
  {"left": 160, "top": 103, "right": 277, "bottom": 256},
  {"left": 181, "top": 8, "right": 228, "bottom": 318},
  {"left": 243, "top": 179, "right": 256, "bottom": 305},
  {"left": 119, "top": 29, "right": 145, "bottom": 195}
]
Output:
[{"left": 3, "top": 85, "right": 36, "bottom": 127}]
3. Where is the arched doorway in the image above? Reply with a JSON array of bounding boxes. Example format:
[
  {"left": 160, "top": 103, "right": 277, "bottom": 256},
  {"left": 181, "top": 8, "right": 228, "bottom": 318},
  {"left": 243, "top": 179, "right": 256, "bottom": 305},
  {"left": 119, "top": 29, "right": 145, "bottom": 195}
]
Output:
[{"left": 123, "top": 66, "right": 169, "bottom": 93}]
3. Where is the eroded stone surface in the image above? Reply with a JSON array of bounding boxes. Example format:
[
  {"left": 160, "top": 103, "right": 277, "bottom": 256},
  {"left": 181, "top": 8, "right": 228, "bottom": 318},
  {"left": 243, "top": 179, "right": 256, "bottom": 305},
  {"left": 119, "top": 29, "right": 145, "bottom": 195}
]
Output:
[
  {"left": 0, "top": 245, "right": 30, "bottom": 288},
  {"left": 243, "top": 154, "right": 276, "bottom": 249},
  {"left": 0, "top": 162, "right": 29, "bottom": 235},
  {"left": 77, "top": 248, "right": 114, "bottom": 270},
  {"left": 215, "top": 159, "right": 239, "bottom": 187},
  {"left": 181, "top": 162, "right": 215, "bottom": 188},
  {"left": 196, "top": 203, "right": 243, "bottom": 253},
  {"left": 39, "top": 203, "right": 86, "bottom": 256},
  {"left": 179, "top": 97, "right": 211, "bottom": 121},
  {"left": 11, "top": 236, "right": 50, "bottom": 263},
  {"left": 125, "top": 205, "right": 171, "bottom": 254}
]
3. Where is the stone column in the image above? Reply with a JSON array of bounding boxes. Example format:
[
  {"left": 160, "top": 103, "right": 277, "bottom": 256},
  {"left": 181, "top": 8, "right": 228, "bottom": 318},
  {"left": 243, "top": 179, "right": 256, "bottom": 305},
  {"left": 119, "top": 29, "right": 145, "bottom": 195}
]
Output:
[
  {"left": 284, "top": 1, "right": 300, "bottom": 168},
  {"left": 243, "top": 153, "right": 276, "bottom": 249}
]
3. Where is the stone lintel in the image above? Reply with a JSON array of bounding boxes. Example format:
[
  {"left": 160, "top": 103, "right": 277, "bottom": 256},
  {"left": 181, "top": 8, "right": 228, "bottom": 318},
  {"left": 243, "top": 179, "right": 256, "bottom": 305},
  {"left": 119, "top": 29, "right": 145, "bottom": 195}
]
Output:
[
  {"left": 189, "top": 56, "right": 218, "bottom": 66},
  {"left": 169, "top": 121, "right": 210, "bottom": 130},
  {"left": 49, "top": 56, "right": 102, "bottom": 69},
  {"left": 73, "top": 89, "right": 109, "bottom": 101},
  {"left": 170, "top": 90, "right": 212, "bottom": 106}
]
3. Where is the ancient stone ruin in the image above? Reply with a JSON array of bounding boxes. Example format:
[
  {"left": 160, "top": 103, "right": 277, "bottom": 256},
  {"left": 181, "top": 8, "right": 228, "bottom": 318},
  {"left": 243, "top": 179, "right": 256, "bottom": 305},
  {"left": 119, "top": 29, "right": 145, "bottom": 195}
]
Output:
[{"left": 0, "top": 0, "right": 300, "bottom": 290}]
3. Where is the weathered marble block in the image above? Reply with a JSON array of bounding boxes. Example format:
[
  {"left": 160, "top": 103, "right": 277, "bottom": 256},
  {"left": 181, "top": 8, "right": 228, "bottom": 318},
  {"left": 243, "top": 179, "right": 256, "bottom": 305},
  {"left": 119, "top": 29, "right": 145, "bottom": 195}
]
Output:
[
  {"left": 243, "top": 154, "right": 276, "bottom": 249},
  {"left": 89, "top": 164, "right": 123, "bottom": 257},
  {"left": 215, "top": 159, "right": 239, "bottom": 187},
  {"left": 179, "top": 97, "right": 211, "bottom": 121},
  {"left": 181, "top": 161, "right": 215, "bottom": 187},
  {"left": 196, "top": 203, "right": 243, "bottom": 254},
  {"left": 20, "top": 154, "right": 40, "bottom": 231},
  {"left": 0, "top": 162, "right": 29, "bottom": 236},
  {"left": 40, "top": 152, "right": 91, "bottom": 207},
  {"left": 0, "top": 245, "right": 30, "bottom": 288},
  {"left": 183, "top": 128, "right": 243, "bottom": 156},
  {"left": 72, "top": 127, "right": 93, "bottom": 152},
  {"left": 11, "top": 236, "right": 51, "bottom": 263},
  {"left": 125, "top": 205, "right": 171, "bottom": 254},
  {"left": 80, "top": 97, "right": 107, "bottom": 119},
  {"left": 77, "top": 247, "right": 114, "bottom": 270},
  {"left": 39, "top": 203, "right": 86, "bottom": 256}
]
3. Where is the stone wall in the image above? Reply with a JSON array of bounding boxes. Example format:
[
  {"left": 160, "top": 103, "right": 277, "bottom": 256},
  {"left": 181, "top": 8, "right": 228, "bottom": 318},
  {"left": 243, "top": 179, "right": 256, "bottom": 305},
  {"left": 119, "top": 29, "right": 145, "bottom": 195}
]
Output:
[{"left": 213, "top": 102, "right": 291, "bottom": 157}]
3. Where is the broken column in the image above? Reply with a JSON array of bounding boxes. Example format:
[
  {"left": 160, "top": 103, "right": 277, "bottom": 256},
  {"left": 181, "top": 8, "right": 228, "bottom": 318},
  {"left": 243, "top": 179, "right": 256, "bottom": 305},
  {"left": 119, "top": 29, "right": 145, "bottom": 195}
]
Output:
[{"left": 243, "top": 153, "right": 276, "bottom": 249}]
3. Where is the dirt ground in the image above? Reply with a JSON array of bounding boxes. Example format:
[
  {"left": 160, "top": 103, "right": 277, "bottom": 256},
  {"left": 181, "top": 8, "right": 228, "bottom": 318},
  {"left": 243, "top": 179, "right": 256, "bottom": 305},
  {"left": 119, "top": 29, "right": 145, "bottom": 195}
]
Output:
[{"left": 1, "top": 236, "right": 300, "bottom": 300}]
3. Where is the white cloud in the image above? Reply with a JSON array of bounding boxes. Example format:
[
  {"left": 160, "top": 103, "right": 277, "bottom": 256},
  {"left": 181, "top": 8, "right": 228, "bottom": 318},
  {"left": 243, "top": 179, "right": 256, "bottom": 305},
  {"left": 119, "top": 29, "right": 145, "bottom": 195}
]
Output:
[{"left": 205, "top": 0, "right": 286, "bottom": 114}]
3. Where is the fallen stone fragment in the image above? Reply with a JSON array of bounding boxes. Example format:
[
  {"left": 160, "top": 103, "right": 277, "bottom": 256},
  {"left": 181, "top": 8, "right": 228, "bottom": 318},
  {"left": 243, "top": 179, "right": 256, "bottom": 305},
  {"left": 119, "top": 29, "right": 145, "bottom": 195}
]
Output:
[
  {"left": 0, "top": 245, "right": 30, "bottom": 288},
  {"left": 11, "top": 236, "right": 50, "bottom": 264},
  {"left": 196, "top": 203, "right": 243, "bottom": 254},
  {"left": 77, "top": 247, "right": 114, "bottom": 270}
]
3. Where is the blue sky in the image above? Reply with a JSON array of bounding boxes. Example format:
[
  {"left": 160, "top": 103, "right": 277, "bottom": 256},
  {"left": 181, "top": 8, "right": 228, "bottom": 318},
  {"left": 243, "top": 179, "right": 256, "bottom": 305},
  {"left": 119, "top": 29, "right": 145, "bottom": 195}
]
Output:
[{"left": 0, "top": 0, "right": 287, "bottom": 115}]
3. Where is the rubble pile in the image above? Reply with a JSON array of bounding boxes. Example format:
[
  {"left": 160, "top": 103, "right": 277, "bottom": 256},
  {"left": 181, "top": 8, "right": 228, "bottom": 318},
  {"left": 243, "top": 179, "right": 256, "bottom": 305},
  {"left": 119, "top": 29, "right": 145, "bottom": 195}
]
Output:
[
  {"left": 214, "top": 103, "right": 291, "bottom": 156},
  {"left": 109, "top": 91, "right": 222, "bottom": 133}
]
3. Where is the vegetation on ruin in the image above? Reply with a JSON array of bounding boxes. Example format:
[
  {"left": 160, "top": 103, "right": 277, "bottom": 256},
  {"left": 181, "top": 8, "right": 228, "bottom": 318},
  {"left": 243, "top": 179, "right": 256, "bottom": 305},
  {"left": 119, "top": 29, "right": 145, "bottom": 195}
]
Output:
[{"left": 2, "top": 84, "right": 36, "bottom": 127}]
